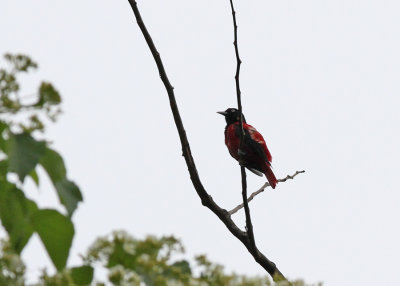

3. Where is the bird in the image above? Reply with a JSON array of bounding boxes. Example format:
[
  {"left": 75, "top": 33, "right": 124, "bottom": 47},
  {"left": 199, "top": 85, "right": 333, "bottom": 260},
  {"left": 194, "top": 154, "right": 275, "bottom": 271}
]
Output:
[{"left": 217, "top": 108, "right": 278, "bottom": 189}]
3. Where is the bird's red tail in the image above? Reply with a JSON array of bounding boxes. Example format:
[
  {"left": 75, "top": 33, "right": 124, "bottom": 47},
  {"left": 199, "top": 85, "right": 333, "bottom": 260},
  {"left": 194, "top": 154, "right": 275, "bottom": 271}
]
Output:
[{"left": 262, "top": 163, "right": 278, "bottom": 189}]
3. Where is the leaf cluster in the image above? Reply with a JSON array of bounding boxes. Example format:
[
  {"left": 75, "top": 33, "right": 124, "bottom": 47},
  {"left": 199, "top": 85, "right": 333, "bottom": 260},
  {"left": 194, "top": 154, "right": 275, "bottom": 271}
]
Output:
[
  {"left": 80, "top": 231, "right": 320, "bottom": 286},
  {"left": 0, "top": 239, "right": 25, "bottom": 286},
  {"left": 0, "top": 230, "right": 321, "bottom": 286},
  {"left": 0, "top": 54, "right": 83, "bottom": 275},
  {"left": 0, "top": 53, "right": 61, "bottom": 133}
]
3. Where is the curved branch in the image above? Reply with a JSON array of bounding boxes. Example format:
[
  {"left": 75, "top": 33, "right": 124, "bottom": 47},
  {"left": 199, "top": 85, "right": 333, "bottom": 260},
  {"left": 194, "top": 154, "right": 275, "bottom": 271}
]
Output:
[
  {"left": 127, "top": 0, "right": 288, "bottom": 282},
  {"left": 229, "top": 170, "right": 306, "bottom": 215}
]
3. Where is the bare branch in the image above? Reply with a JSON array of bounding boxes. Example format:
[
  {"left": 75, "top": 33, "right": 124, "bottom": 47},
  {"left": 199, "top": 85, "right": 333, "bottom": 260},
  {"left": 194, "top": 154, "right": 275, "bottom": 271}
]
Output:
[
  {"left": 229, "top": 170, "right": 306, "bottom": 215},
  {"left": 127, "top": 0, "right": 289, "bottom": 282},
  {"left": 228, "top": 0, "right": 258, "bottom": 255}
]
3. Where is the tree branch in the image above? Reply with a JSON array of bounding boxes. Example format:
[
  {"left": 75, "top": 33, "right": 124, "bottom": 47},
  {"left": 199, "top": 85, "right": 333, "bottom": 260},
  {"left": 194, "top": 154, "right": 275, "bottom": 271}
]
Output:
[
  {"left": 228, "top": 0, "right": 257, "bottom": 255},
  {"left": 229, "top": 170, "right": 306, "bottom": 215},
  {"left": 127, "top": 0, "right": 288, "bottom": 282}
]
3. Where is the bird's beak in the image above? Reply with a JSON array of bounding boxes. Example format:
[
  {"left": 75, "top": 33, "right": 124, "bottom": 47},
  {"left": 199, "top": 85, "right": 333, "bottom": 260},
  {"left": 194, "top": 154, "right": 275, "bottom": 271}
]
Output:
[{"left": 217, "top": 111, "right": 227, "bottom": 116}]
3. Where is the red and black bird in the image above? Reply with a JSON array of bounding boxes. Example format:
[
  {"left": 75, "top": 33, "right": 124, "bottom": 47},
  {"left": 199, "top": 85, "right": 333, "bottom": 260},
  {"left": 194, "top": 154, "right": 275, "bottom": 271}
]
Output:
[{"left": 218, "top": 108, "right": 278, "bottom": 189}]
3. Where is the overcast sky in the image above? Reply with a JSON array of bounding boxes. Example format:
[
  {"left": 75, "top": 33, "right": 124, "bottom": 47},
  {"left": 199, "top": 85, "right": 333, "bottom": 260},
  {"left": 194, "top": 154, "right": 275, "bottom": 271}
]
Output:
[{"left": 1, "top": 0, "right": 400, "bottom": 285}]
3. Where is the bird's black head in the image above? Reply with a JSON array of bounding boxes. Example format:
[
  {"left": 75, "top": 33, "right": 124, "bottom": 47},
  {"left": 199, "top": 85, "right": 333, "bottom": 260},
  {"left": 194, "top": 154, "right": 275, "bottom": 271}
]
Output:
[{"left": 217, "top": 108, "right": 246, "bottom": 125}]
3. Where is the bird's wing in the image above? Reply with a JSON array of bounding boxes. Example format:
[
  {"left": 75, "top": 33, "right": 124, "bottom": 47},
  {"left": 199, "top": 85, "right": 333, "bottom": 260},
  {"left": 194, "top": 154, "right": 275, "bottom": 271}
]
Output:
[{"left": 234, "top": 123, "right": 272, "bottom": 163}]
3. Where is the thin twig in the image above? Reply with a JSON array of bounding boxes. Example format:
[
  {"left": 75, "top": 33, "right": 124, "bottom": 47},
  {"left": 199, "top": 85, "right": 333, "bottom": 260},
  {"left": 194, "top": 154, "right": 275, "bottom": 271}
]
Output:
[
  {"left": 229, "top": 0, "right": 243, "bottom": 135},
  {"left": 229, "top": 170, "right": 305, "bottom": 215},
  {"left": 228, "top": 0, "right": 257, "bottom": 254},
  {"left": 127, "top": 0, "right": 288, "bottom": 282}
]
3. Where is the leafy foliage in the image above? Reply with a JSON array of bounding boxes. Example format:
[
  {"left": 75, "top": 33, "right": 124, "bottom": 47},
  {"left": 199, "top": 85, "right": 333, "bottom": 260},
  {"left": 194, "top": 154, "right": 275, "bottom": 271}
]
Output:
[
  {"left": 84, "top": 231, "right": 193, "bottom": 286},
  {"left": 0, "top": 53, "right": 61, "bottom": 125},
  {"left": 0, "top": 54, "right": 82, "bottom": 272},
  {"left": 37, "top": 265, "right": 94, "bottom": 286},
  {"left": 0, "top": 239, "right": 26, "bottom": 286},
  {"left": 0, "top": 231, "right": 321, "bottom": 286},
  {"left": 81, "top": 231, "right": 321, "bottom": 286}
]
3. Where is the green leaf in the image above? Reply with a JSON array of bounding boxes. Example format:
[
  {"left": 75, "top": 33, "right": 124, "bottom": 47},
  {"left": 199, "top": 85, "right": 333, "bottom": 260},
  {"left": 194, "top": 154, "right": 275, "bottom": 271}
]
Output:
[
  {"left": 55, "top": 179, "right": 83, "bottom": 217},
  {"left": 171, "top": 260, "right": 192, "bottom": 275},
  {"left": 40, "top": 148, "right": 66, "bottom": 183},
  {"left": 31, "top": 209, "right": 74, "bottom": 271},
  {"left": 0, "top": 160, "right": 8, "bottom": 181},
  {"left": 37, "top": 82, "right": 61, "bottom": 106},
  {"left": 107, "top": 240, "right": 136, "bottom": 269},
  {"left": 70, "top": 265, "right": 94, "bottom": 285},
  {"left": 0, "top": 184, "right": 38, "bottom": 253},
  {"left": 29, "top": 168, "right": 40, "bottom": 187},
  {"left": 7, "top": 133, "right": 46, "bottom": 181},
  {"left": 40, "top": 148, "right": 83, "bottom": 216}
]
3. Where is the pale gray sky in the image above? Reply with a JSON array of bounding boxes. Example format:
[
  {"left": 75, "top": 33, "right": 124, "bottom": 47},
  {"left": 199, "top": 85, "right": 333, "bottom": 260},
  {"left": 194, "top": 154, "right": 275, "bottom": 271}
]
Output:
[{"left": 1, "top": 0, "right": 400, "bottom": 285}]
